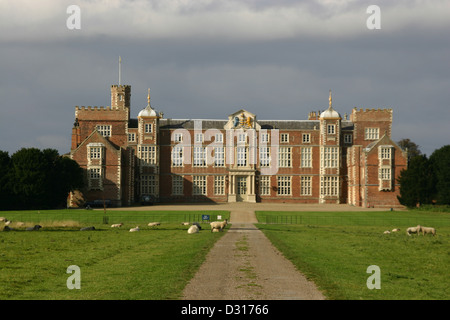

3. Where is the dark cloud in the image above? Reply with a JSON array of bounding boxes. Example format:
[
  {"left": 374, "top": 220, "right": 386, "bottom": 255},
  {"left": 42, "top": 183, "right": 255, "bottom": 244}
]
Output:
[{"left": 0, "top": 1, "right": 448, "bottom": 157}]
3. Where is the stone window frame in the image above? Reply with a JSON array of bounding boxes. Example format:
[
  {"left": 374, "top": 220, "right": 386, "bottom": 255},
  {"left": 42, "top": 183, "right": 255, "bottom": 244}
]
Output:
[
  {"left": 260, "top": 176, "right": 271, "bottom": 196},
  {"left": 193, "top": 175, "right": 207, "bottom": 195},
  {"left": 277, "top": 176, "right": 292, "bottom": 196},
  {"left": 172, "top": 175, "right": 184, "bottom": 195},
  {"left": 214, "top": 175, "right": 226, "bottom": 195}
]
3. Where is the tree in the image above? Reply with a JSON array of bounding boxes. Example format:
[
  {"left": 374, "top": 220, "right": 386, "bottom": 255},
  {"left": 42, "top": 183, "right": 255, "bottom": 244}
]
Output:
[
  {"left": 397, "top": 138, "right": 422, "bottom": 162},
  {"left": 5, "top": 148, "right": 84, "bottom": 209},
  {"left": 11, "top": 148, "right": 48, "bottom": 208},
  {"left": 429, "top": 145, "right": 450, "bottom": 205},
  {"left": 397, "top": 155, "right": 434, "bottom": 207},
  {"left": 54, "top": 155, "right": 84, "bottom": 207},
  {"left": 0, "top": 151, "right": 14, "bottom": 209}
]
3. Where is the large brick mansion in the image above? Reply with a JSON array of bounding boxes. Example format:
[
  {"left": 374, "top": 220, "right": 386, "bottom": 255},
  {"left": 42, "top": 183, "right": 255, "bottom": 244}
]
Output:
[{"left": 69, "top": 83, "right": 407, "bottom": 208}]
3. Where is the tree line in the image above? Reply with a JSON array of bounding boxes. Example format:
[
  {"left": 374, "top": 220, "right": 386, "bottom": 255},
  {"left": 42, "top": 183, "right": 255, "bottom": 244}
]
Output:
[
  {"left": 0, "top": 142, "right": 448, "bottom": 210},
  {"left": 0, "top": 148, "right": 84, "bottom": 210},
  {"left": 397, "top": 140, "right": 450, "bottom": 207}
]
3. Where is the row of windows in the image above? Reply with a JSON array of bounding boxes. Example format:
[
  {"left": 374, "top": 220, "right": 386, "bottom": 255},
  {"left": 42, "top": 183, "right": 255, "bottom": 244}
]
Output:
[
  {"left": 171, "top": 132, "right": 354, "bottom": 144},
  {"left": 100, "top": 125, "right": 380, "bottom": 143},
  {"left": 88, "top": 144, "right": 334, "bottom": 169},
  {"left": 172, "top": 146, "right": 339, "bottom": 168},
  {"left": 162, "top": 175, "right": 340, "bottom": 197},
  {"left": 95, "top": 124, "right": 153, "bottom": 141},
  {"left": 142, "top": 145, "right": 392, "bottom": 168},
  {"left": 93, "top": 144, "right": 391, "bottom": 170},
  {"left": 129, "top": 131, "right": 357, "bottom": 144}
]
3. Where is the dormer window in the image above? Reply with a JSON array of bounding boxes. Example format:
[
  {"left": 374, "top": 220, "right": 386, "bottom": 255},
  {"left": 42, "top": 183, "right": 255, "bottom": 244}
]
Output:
[
  {"left": 280, "top": 133, "right": 289, "bottom": 143},
  {"left": 344, "top": 134, "right": 352, "bottom": 144},
  {"left": 302, "top": 134, "right": 311, "bottom": 143}
]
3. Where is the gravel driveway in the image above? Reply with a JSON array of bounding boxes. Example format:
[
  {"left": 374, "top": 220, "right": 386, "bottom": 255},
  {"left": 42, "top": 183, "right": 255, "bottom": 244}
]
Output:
[
  {"left": 108, "top": 202, "right": 395, "bottom": 300},
  {"left": 181, "top": 209, "right": 326, "bottom": 300}
]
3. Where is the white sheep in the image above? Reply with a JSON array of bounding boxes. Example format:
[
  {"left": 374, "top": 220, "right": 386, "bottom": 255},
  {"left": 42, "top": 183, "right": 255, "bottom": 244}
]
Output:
[
  {"left": 406, "top": 225, "right": 421, "bottom": 236},
  {"left": 391, "top": 228, "right": 400, "bottom": 232},
  {"left": 187, "top": 225, "right": 199, "bottom": 234},
  {"left": 192, "top": 222, "right": 202, "bottom": 230},
  {"left": 420, "top": 226, "right": 436, "bottom": 236},
  {"left": 181, "top": 222, "right": 190, "bottom": 226},
  {"left": 111, "top": 223, "right": 123, "bottom": 228},
  {"left": 0, "top": 217, "right": 7, "bottom": 222},
  {"left": 210, "top": 219, "right": 228, "bottom": 232},
  {"left": 26, "top": 225, "right": 42, "bottom": 231},
  {"left": 129, "top": 226, "right": 140, "bottom": 232},
  {"left": 383, "top": 230, "right": 390, "bottom": 234},
  {"left": 148, "top": 222, "right": 161, "bottom": 227}
]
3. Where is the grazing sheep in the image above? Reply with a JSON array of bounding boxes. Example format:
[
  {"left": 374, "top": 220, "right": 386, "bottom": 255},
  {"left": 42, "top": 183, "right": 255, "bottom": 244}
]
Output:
[
  {"left": 406, "top": 225, "right": 421, "bottom": 236},
  {"left": 111, "top": 223, "right": 123, "bottom": 228},
  {"left": 392, "top": 228, "right": 400, "bottom": 232},
  {"left": 384, "top": 230, "right": 390, "bottom": 234},
  {"left": 129, "top": 226, "right": 140, "bottom": 232},
  {"left": 181, "top": 222, "right": 190, "bottom": 226},
  {"left": 210, "top": 219, "right": 228, "bottom": 232},
  {"left": 420, "top": 226, "right": 436, "bottom": 236},
  {"left": 26, "top": 225, "right": 42, "bottom": 231},
  {"left": 192, "top": 222, "right": 202, "bottom": 230},
  {"left": 148, "top": 222, "right": 161, "bottom": 227},
  {"left": 80, "top": 226, "right": 95, "bottom": 231},
  {"left": 0, "top": 217, "right": 7, "bottom": 222},
  {"left": 4, "top": 220, "right": 11, "bottom": 226},
  {"left": 187, "top": 225, "right": 199, "bottom": 234}
]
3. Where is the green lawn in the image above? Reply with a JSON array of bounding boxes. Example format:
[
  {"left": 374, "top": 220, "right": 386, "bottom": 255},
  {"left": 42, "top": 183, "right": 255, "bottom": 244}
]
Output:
[
  {"left": 1, "top": 209, "right": 229, "bottom": 225},
  {"left": 256, "top": 210, "right": 450, "bottom": 300},
  {"left": 0, "top": 210, "right": 229, "bottom": 300},
  {"left": 1, "top": 209, "right": 448, "bottom": 300}
]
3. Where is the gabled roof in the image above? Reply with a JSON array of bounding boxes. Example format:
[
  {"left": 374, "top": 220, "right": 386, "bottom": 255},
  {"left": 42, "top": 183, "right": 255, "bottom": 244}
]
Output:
[
  {"left": 71, "top": 128, "right": 120, "bottom": 156},
  {"left": 363, "top": 133, "right": 403, "bottom": 153}
]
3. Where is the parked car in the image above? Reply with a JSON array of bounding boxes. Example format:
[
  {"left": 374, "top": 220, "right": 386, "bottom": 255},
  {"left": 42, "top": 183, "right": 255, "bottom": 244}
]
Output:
[
  {"left": 141, "top": 195, "right": 155, "bottom": 205},
  {"left": 85, "top": 199, "right": 111, "bottom": 209}
]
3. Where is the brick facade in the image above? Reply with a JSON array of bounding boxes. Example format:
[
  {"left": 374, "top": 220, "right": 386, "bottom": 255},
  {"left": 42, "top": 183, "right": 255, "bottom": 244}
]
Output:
[{"left": 69, "top": 85, "right": 407, "bottom": 208}]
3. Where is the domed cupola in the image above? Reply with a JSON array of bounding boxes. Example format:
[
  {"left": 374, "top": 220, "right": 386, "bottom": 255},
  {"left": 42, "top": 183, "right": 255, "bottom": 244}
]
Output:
[
  {"left": 138, "top": 89, "right": 159, "bottom": 118},
  {"left": 320, "top": 90, "right": 341, "bottom": 119}
]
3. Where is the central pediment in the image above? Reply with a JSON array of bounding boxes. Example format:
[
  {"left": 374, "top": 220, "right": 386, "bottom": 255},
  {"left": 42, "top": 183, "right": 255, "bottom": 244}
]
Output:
[{"left": 224, "top": 109, "right": 261, "bottom": 130}]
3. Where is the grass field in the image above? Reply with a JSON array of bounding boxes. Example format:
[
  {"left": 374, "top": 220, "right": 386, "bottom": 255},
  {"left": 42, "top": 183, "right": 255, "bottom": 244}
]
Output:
[
  {"left": 0, "top": 210, "right": 229, "bottom": 300},
  {"left": 1, "top": 209, "right": 448, "bottom": 300},
  {"left": 1, "top": 209, "right": 229, "bottom": 225},
  {"left": 256, "top": 210, "right": 450, "bottom": 300}
]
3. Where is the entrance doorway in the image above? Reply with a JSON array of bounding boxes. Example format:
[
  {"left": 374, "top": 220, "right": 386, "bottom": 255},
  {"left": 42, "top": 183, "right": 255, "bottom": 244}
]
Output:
[{"left": 236, "top": 176, "right": 247, "bottom": 202}]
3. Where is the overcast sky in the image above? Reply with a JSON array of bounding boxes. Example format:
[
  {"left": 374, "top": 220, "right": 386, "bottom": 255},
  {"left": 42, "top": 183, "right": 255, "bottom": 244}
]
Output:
[{"left": 0, "top": 0, "right": 449, "bottom": 156}]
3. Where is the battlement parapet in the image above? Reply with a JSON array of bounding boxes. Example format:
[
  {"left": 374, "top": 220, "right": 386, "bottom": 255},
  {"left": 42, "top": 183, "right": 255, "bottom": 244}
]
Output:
[
  {"left": 76, "top": 106, "right": 131, "bottom": 112},
  {"left": 75, "top": 105, "right": 129, "bottom": 121},
  {"left": 350, "top": 108, "right": 393, "bottom": 122},
  {"left": 76, "top": 106, "right": 122, "bottom": 111},
  {"left": 352, "top": 108, "right": 392, "bottom": 113}
]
